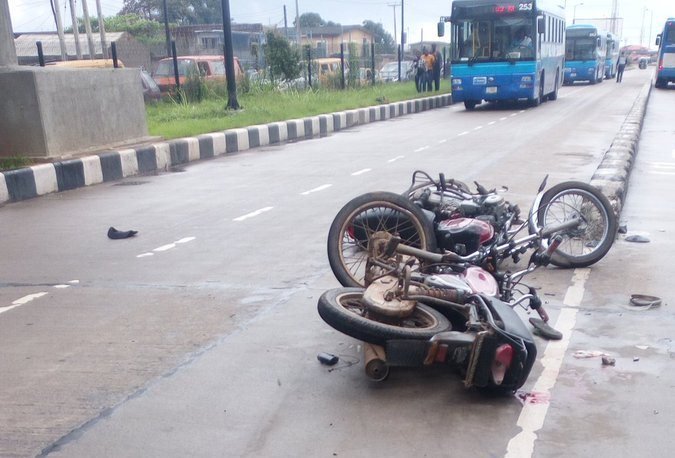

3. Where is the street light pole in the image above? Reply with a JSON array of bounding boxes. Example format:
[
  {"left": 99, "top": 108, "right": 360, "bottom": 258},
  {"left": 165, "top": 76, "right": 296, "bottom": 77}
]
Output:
[
  {"left": 572, "top": 3, "right": 583, "bottom": 25},
  {"left": 220, "top": 0, "right": 240, "bottom": 110}
]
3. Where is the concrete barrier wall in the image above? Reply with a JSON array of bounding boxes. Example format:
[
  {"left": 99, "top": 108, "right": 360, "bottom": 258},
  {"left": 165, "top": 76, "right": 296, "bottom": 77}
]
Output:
[{"left": 0, "top": 66, "right": 148, "bottom": 159}]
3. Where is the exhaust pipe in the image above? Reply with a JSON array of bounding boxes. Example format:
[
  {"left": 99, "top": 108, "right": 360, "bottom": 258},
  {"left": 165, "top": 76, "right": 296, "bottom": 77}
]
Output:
[{"left": 363, "top": 342, "right": 389, "bottom": 381}]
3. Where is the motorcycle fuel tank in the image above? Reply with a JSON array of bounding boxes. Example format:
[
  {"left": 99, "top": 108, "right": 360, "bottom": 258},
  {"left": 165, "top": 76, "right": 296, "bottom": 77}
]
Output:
[
  {"left": 436, "top": 217, "right": 495, "bottom": 254},
  {"left": 461, "top": 266, "right": 499, "bottom": 296}
]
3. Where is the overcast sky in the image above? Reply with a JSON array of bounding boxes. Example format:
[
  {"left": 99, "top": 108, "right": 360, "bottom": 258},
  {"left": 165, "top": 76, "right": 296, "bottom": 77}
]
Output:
[{"left": 7, "top": 0, "right": 673, "bottom": 48}]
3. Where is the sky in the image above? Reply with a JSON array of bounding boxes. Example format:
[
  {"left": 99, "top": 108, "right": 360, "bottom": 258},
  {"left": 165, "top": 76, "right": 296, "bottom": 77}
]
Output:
[{"left": 7, "top": 0, "right": 674, "bottom": 48}]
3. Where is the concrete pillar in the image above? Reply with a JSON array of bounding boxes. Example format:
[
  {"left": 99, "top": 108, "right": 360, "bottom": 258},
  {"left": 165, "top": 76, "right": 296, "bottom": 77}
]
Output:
[{"left": 0, "top": 0, "right": 18, "bottom": 66}]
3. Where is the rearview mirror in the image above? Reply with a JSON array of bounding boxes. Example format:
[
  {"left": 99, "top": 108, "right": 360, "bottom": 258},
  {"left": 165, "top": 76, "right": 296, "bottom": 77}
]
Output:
[
  {"left": 656, "top": 34, "right": 662, "bottom": 46},
  {"left": 438, "top": 22, "right": 445, "bottom": 37},
  {"left": 537, "top": 16, "right": 545, "bottom": 34}
]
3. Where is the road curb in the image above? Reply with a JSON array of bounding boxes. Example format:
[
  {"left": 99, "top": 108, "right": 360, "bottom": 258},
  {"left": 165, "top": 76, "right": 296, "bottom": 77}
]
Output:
[
  {"left": 0, "top": 93, "right": 452, "bottom": 205},
  {"left": 589, "top": 80, "right": 652, "bottom": 217}
]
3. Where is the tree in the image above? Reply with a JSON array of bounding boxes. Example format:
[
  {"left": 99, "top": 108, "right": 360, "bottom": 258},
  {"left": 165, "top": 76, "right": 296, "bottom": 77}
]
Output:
[
  {"left": 362, "top": 20, "right": 395, "bottom": 54},
  {"left": 295, "top": 12, "right": 324, "bottom": 28},
  {"left": 263, "top": 31, "right": 301, "bottom": 82},
  {"left": 119, "top": 0, "right": 222, "bottom": 25}
]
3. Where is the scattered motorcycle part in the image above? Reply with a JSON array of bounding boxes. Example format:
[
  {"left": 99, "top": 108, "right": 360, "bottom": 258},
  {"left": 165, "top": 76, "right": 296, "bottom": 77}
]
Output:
[
  {"left": 529, "top": 318, "right": 563, "bottom": 340},
  {"left": 363, "top": 343, "right": 389, "bottom": 381},
  {"left": 625, "top": 234, "right": 650, "bottom": 243},
  {"left": 629, "top": 294, "right": 662, "bottom": 308},
  {"left": 317, "top": 352, "right": 339, "bottom": 366},
  {"left": 602, "top": 356, "right": 616, "bottom": 366}
]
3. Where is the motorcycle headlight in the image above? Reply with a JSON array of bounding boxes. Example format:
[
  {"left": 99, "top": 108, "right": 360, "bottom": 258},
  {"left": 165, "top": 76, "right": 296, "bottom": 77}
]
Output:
[{"left": 520, "top": 76, "right": 532, "bottom": 82}]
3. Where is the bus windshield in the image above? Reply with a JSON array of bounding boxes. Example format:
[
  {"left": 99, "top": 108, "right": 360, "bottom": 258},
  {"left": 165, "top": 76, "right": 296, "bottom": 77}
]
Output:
[
  {"left": 665, "top": 25, "right": 675, "bottom": 45},
  {"left": 566, "top": 38, "right": 597, "bottom": 61},
  {"left": 453, "top": 18, "right": 535, "bottom": 62}
]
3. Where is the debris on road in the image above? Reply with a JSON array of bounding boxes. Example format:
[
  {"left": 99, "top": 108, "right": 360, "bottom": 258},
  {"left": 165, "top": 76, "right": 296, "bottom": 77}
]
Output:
[
  {"left": 317, "top": 352, "right": 339, "bottom": 366},
  {"left": 625, "top": 234, "right": 650, "bottom": 243},
  {"left": 107, "top": 226, "right": 138, "bottom": 239},
  {"left": 573, "top": 350, "right": 609, "bottom": 359},
  {"left": 602, "top": 356, "right": 616, "bottom": 366},
  {"left": 629, "top": 294, "right": 662, "bottom": 309}
]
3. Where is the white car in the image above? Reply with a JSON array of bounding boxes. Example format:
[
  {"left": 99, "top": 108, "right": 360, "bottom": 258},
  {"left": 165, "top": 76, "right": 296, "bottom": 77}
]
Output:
[{"left": 379, "top": 61, "right": 414, "bottom": 82}]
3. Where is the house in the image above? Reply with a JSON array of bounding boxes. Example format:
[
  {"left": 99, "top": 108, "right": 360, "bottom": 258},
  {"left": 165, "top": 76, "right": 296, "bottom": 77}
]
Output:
[
  {"left": 14, "top": 32, "right": 152, "bottom": 69},
  {"left": 280, "top": 25, "right": 375, "bottom": 58}
]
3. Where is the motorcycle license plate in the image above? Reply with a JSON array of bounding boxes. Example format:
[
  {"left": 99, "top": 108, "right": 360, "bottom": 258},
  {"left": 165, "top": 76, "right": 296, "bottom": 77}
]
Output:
[{"left": 486, "top": 87, "right": 498, "bottom": 94}]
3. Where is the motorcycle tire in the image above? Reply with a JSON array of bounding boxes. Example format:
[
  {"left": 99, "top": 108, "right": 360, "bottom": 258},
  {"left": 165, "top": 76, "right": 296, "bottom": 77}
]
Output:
[
  {"left": 327, "top": 191, "right": 437, "bottom": 288},
  {"left": 535, "top": 181, "right": 617, "bottom": 268},
  {"left": 317, "top": 288, "right": 451, "bottom": 345}
]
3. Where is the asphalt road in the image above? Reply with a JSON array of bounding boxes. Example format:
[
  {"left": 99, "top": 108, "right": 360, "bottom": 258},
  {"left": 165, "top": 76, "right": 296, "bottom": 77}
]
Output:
[{"left": 1, "top": 68, "right": 672, "bottom": 457}]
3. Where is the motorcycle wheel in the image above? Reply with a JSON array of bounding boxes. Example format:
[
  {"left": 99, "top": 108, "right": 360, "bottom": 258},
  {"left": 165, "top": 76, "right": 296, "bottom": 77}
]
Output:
[
  {"left": 317, "top": 288, "right": 451, "bottom": 345},
  {"left": 536, "top": 181, "right": 617, "bottom": 268},
  {"left": 327, "top": 191, "right": 437, "bottom": 287}
]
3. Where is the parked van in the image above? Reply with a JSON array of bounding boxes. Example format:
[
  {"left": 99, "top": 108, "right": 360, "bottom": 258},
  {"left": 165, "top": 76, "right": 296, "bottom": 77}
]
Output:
[
  {"left": 311, "top": 57, "right": 348, "bottom": 86},
  {"left": 152, "top": 55, "right": 243, "bottom": 92}
]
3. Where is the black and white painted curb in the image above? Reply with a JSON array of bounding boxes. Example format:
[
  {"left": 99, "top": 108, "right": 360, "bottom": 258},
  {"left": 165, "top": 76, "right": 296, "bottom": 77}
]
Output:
[
  {"left": 0, "top": 94, "right": 452, "bottom": 205},
  {"left": 589, "top": 80, "right": 652, "bottom": 217}
]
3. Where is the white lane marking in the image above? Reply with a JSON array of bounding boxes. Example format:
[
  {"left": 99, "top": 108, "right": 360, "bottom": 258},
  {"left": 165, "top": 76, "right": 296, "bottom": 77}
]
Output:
[
  {"left": 510, "top": 113, "right": 518, "bottom": 117},
  {"left": 351, "top": 168, "right": 372, "bottom": 176},
  {"left": 388, "top": 155, "right": 405, "bottom": 163},
  {"left": 53, "top": 285, "right": 70, "bottom": 289},
  {"left": 175, "top": 237, "right": 196, "bottom": 244},
  {"left": 647, "top": 162, "right": 675, "bottom": 168},
  {"left": 154, "top": 243, "right": 176, "bottom": 252},
  {"left": 137, "top": 253, "right": 154, "bottom": 258},
  {"left": 519, "top": 110, "right": 525, "bottom": 113},
  {"left": 1, "top": 292, "right": 49, "bottom": 315},
  {"left": 488, "top": 121, "right": 496, "bottom": 125},
  {"left": 438, "top": 139, "right": 447, "bottom": 144},
  {"left": 505, "top": 268, "right": 590, "bottom": 458},
  {"left": 473, "top": 126, "right": 483, "bottom": 130},
  {"left": 500, "top": 117, "right": 508, "bottom": 121},
  {"left": 413, "top": 146, "right": 429, "bottom": 152},
  {"left": 301, "top": 184, "right": 332, "bottom": 195},
  {"left": 233, "top": 206, "right": 274, "bottom": 222},
  {"left": 68, "top": 280, "right": 79, "bottom": 284},
  {"left": 648, "top": 171, "right": 675, "bottom": 176},
  {"left": 458, "top": 131, "right": 469, "bottom": 136}
]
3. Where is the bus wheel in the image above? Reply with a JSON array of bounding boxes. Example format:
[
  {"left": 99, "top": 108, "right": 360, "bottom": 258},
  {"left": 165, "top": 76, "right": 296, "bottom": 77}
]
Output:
[
  {"left": 530, "top": 78, "right": 543, "bottom": 107},
  {"left": 655, "top": 78, "right": 666, "bottom": 88},
  {"left": 464, "top": 100, "right": 477, "bottom": 110},
  {"left": 548, "top": 71, "right": 559, "bottom": 101}
]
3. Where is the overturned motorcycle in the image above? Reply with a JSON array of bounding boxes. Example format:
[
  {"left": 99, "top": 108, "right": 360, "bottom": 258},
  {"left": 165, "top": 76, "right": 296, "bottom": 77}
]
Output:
[{"left": 318, "top": 234, "right": 548, "bottom": 392}]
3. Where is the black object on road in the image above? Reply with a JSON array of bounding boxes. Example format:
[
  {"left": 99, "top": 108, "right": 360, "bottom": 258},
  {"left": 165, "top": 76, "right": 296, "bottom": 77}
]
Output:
[
  {"left": 317, "top": 352, "right": 339, "bottom": 366},
  {"left": 107, "top": 227, "right": 138, "bottom": 239},
  {"left": 529, "top": 318, "right": 563, "bottom": 340}
]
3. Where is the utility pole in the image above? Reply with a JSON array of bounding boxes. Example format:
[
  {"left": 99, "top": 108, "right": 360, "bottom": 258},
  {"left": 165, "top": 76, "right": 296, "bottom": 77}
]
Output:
[
  {"left": 640, "top": 6, "right": 646, "bottom": 46},
  {"left": 388, "top": 3, "right": 397, "bottom": 47},
  {"left": 51, "top": 0, "right": 68, "bottom": 60},
  {"left": 163, "top": 0, "right": 171, "bottom": 57},
  {"left": 0, "top": 0, "right": 18, "bottom": 65},
  {"left": 220, "top": 0, "right": 239, "bottom": 109},
  {"left": 68, "top": 0, "right": 82, "bottom": 59},
  {"left": 283, "top": 5, "right": 288, "bottom": 39},
  {"left": 609, "top": 0, "right": 619, "bottom": 35},
  {"left": 95, "top": 0, "right": 108, "bottom": 58},
  {"left": 295, "top": 0, "right": 301, "bottom": 49},
  {"left": 400, "top": 0, "right": 405, "bottom": 54},
  {"left": 80, "top": 0, "right": 96, "bottom": 59}
]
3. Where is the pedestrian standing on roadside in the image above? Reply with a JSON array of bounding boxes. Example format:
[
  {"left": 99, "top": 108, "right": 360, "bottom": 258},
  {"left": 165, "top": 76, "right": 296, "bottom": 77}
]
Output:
[
  {"left": 616, "top": 52, "right": 627, "bottom": 82},
  {"left": 431, "top": 44, "right": 442, "bottom": 91},
  {"left": 422, "top": 47, "right": 435, "bottom": 92},
  {"left": 413, "top": 50, "right": 424, "bottom": 92}
]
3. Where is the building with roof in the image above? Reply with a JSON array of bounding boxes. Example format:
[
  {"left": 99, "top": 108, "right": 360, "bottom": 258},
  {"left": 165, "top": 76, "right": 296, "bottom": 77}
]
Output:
[{"left": 14, "top": 31, "right": 151, "bottom": 69}]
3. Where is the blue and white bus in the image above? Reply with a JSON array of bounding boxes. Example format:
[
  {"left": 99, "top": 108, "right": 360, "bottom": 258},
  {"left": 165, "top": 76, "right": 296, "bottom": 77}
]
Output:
[
  {"left": 438, "top": 0, "right": 566, "bottom": 110},
  {"left": 605, "top": 32, "right": 620, "bottom": 79},
  {"left": 564, "top": 24, "right": 607, "bottom": 84},
  {"left": 655, "top": 18, "right": 675, "bottom": 88}
]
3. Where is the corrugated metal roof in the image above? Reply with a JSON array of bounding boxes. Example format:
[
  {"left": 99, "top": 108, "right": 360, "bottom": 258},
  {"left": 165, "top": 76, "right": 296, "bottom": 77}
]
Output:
[{"left": 14, "top": 32, "right": 127, "bottom": 57}]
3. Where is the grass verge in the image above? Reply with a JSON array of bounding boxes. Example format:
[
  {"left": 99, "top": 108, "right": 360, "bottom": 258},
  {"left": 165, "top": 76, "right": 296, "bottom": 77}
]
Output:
[{"left": 147, "top": 82, "right": 451, "bottom": 139}]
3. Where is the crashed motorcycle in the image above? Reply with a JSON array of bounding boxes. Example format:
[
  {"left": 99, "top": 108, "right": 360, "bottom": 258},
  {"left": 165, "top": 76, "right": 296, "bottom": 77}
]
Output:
[
  {"left": 327, "top": 172, "right": 617, "bottom": 290},
  {"left": 318, "top": 236, "right": 549, "bottom": 392}
]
